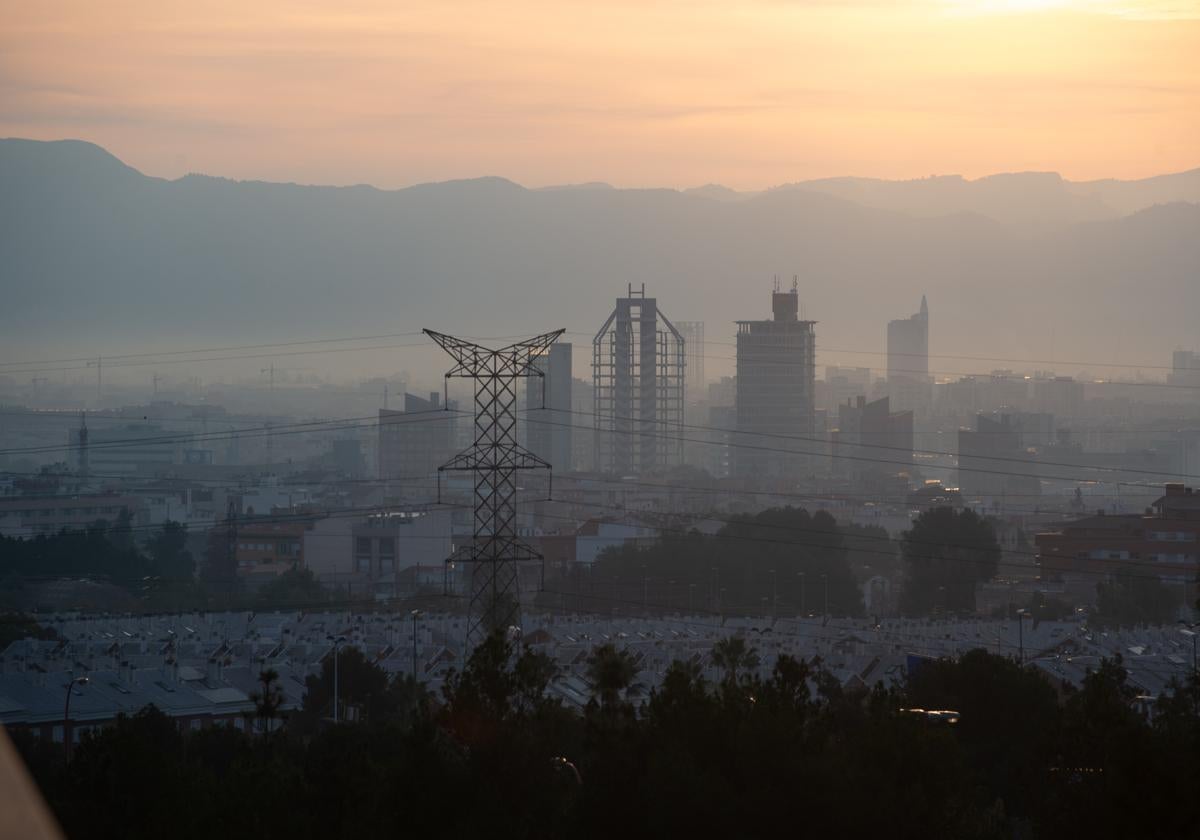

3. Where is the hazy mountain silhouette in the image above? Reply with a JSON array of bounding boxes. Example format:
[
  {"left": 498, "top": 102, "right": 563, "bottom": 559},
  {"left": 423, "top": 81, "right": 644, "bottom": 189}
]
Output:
[
  {"left": 2, "top": 138, "right": 1197, "bottom": 370},
  {"left": 768, "top": 169, "right": 1200, "bottom": 226}
]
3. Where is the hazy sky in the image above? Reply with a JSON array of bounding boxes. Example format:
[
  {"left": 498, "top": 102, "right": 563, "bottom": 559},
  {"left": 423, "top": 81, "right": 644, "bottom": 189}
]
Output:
[{"left": 3, "top": 0, "right": 1198, "bottom": 189}]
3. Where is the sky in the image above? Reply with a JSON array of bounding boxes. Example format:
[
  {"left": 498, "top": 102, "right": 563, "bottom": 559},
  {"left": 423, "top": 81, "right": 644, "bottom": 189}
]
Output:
[{"left": 2, "top": 0, "right": 1199, "bottom": 189}]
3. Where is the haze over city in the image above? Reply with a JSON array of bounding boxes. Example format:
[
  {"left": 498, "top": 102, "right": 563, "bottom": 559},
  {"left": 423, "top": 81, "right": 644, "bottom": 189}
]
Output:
[{"left": 2, "top": 2, "right": 1199, "bottom": 838}]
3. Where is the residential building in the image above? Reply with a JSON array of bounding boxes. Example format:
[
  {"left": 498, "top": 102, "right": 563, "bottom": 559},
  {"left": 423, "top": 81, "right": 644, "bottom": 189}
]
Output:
[
  {"left": 1035, "top": 483, "right": 1200, "bottom": 605},
  {"left": 377, "top": 392, "right": 458, "bottom": 489},
  {"left": 832, "top": 396, "right": 914, "bottom": 484},
  {"left": 0, "top": 494, "right": 145, "bottom": 538},
  {"left": 524, "top": 342, "right": 573, "bottom": 472},
  {"left": 733, "top": 285, "right": 816, "bottom": 479},
  {"left": 303, "top": 508, "right": 452, "bottom": 599}
]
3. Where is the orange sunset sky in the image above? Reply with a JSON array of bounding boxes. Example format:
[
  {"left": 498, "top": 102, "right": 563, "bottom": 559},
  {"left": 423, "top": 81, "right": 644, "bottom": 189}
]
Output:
[{"left": 2, "top": 0, "right": 1198, "bottom": 189}]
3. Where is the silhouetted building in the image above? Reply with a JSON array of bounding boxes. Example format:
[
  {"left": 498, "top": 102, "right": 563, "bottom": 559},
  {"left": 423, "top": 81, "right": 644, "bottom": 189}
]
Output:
[
  {"left": 525, "top": 342, "right": 573, "bottom": 472},
  {"left": 957, "top": 414, "right": 1040, "bottom": 502},
  {"left": 1032, "top": 375, "right": 1083, "bottom": 420},
  {"left": 887, "top": 296, "right": 930, "bottom": 416},
  {"left": 832, "top": 396, "right": 913, "bottom": 483},
  {"left": 378, "top": 392, "right": 457, "bottom": 488},
  {"left": 734, "top": 285, "right": 816, "bottom": 479},
  {"left": 593, "top": 285, "right": 685, "bottom": 474},
  {"left": 1036, "top": 483, "right": 1200, "bottom": 604}
]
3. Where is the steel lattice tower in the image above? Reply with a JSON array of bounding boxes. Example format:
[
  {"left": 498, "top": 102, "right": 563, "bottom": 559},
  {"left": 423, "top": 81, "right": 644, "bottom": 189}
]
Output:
[{"left": 425, "top": 328, "right": 565, "bottom": 646}]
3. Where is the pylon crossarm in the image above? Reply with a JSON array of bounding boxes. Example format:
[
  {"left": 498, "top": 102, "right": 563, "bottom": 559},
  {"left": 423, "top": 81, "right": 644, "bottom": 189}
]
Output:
[{"left": 439, "top": 444, "right": 550, "bottom": 472}]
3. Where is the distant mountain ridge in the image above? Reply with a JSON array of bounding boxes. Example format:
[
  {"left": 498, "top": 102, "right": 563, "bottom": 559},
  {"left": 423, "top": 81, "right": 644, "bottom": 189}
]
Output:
[{"left": 1, "top": 138, "right": 1197, "bottom": 370}]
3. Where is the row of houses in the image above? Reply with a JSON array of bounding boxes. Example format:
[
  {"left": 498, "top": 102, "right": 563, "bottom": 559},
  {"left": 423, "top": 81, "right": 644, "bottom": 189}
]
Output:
[{"left": 3, "top": 606, "right": 1195, "bottom": 737}]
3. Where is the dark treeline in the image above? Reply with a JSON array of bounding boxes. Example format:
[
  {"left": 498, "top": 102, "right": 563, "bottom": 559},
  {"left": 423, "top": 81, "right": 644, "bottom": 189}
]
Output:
[
  {"left": 543, "top": 506, "right": 1010, "bottom": 619},
  {"left": 0, "top": 517, "right": 334, "bottom": 613},
  {"left": 544, "top": 507, "right": 891, "bottom": 618},
  {"left": 13, "top": 635, "right": 1200, "bottom": 839},
  {"left": 1, "top": 507, "right": 1187, "bottom": 629}
]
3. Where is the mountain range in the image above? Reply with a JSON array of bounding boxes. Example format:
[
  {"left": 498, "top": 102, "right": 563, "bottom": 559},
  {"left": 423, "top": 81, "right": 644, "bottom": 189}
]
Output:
[{"left": 2, "top": 138, "right": 1197, "bottom": 377}]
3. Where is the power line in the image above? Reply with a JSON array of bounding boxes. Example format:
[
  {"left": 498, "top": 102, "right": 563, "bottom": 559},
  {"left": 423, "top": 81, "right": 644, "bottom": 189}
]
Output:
[
  {"left": 0, "top": 406, "right": 466, "bottom": 457},
  {"left": 524, "top": 406, "right": 1200, "bottom": 481},
  {"left": 519, "top": 410, "right": 1200, "bottom": 483}
]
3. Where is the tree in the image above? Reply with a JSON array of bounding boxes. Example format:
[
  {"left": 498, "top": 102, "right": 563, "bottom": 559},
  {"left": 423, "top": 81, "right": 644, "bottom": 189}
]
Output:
[
  {"left": 145, "top": 521, "right": 194, "bottom": 583},
  {"left": 296, "top": 646, "right": 391, "bottom": 731},
  {"left": 586, "top": 643, "right": 640, "bottom": 710},
  {"left": 711, "top": 636, "right": 760, "bottom": 685},
  {"left": 900, "top": 508, "right": 1000, "bottom": 615},
  {"left": 1093, "top": 567, "right": 1178, "bottom": 629},
  {"left": 250, "top": 668, "right": 284, "bottom": 733},
  {"left": 256, "top": 567, "right": 328, "bottom": 608}
]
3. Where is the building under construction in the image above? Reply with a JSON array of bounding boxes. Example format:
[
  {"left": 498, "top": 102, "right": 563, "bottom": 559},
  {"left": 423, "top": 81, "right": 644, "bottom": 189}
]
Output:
[
  {"left": 593, "top": 285, "right": 686, "bottom": 474},
  {"left": 734, "top": 282, "right": 816, "bottom": 479}
]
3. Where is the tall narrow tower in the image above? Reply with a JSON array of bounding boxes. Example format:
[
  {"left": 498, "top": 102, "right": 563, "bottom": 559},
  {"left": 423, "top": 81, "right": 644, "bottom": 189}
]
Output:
[
  {"left": 886, "top": 296, "right": 931, "bottom": 415},
  {"left": 426, "top": 328, "right": 565, "bottom": 646},
  {"left": 592, "top": 285, "right": 685, "bottom": 474}
]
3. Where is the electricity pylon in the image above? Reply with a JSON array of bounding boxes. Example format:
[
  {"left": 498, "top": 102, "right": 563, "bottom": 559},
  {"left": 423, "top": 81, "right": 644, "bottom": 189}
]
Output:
[{"left": 425, "top": 328, "right": 565, "bottom": 647}]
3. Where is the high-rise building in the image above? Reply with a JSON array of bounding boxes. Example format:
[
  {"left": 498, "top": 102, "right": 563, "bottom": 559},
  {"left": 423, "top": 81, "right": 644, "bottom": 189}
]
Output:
[
  {"left": 733, "top": 285, "right": 816, "bottom": 479},
  {"left": 593, "top": 285, "right": 686, "bottom": 474},
  {"left": 524, "top": 342, "right": 573, "bottom": 472},
  {"left": 958, "top": 414, "right": 1040, "bottom": 502},
  {"left": 887, "top": 296, "right": 930, "bottom": 415},
  {"left": 832, "top": 396, "right": 913, "bottom": 484},
  {"left": 378, "top": 392, "right": 458, "bottom": 491}
]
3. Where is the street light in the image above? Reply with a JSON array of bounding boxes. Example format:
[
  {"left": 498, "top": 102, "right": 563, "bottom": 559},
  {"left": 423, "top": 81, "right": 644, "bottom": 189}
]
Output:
[
  {"left": 1016, "top": 609, "right": 1030, "bottom": 665},
  {"left": 821, "top": 573, "right": 829, "bottom": 618},
  {"left": 799, "top": 572, "right": 806, "bottom": 617},
  {"left": 326, "top": 635, "right": 346, "bottom": 723},
  {"left": 63, "top": 675, "right": 89, "bottom": 764},
  {"left": 410, "top": 610, "right": 421, "bottom": 681}
]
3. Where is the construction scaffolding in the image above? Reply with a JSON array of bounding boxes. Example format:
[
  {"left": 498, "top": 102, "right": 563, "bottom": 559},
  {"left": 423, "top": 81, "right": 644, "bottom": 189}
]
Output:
[
  {"left": 592, "top": 285, "right": 685, "bottom": 475},
  {"left": 676, "top": 321, "right": 706, "bottom": 395},
  {"left": 426, "top": 328, "right": 564, "bottom": 647}
]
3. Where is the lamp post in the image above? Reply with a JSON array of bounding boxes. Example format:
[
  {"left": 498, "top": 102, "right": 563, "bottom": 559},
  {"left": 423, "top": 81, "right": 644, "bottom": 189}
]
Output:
[
  {"left": 410, "top": 610, "right": 421, "bottom": 681},
  {"left": 799, "top": 572, "right": 806, "bottom": 617},
  {"left": 769, "top": 569, "right": 777, "bottom": 621},
  {"left": 822, "top": 573, "right": 829, "bottom": 618},
  {"left": 327, "top": 635, "right": 345, "bottom": 723},
  {"left": 63, "top": 675, "right": 89, "bottom": 764},
  {"left": 1016, "top": 609, "right": 1029, "bottom": 665}
]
